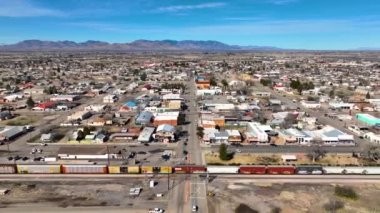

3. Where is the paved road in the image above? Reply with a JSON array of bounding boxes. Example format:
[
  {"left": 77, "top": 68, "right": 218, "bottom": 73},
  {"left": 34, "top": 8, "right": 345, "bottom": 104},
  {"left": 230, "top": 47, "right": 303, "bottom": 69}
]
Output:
[
  {"left": 168, "top": 76, "right": 208, "bottom": 213},
  {"left": 207, "top": 144, "right": 359, "bottom": 153},
  {"left": 215, "top": 174, "right": 380, "bottom": 183}
]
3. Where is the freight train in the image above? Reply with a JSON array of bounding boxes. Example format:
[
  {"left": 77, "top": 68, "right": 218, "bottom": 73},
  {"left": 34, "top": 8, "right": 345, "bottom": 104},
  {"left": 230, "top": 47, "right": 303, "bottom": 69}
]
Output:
[{"left": 1, "top": 164, "right": 380, "bottom": 175}]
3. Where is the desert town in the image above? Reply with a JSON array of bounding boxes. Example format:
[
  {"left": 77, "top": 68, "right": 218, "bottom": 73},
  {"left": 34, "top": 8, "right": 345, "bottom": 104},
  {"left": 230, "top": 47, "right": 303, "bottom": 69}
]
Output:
[{"left": 0, "top": 52, "right": 379, "bottom": 213}]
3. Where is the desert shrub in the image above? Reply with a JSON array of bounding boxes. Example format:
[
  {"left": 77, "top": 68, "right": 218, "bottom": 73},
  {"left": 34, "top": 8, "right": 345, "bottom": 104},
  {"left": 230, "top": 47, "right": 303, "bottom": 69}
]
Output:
[{"left": 334, "top": 186, "right": 358, "bottom": 200}]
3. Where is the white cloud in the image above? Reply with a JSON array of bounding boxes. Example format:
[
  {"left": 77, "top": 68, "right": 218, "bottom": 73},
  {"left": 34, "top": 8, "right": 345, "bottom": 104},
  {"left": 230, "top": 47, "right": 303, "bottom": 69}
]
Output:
[
  {"left": 266, "top": 0, "right": 298, "bottom": 5},
  {"left": 154, "top": 2, "right": 226, "bottom": 13},
  {"left": 0, "top": 0, "right": 65, "bottom": 17}
]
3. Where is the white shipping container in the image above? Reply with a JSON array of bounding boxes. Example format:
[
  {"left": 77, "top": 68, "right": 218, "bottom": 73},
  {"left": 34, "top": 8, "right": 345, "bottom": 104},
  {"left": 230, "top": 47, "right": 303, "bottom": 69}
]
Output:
[
  {"left": 362, "top": 167, "right": 380, "bottom": 175},
  {"left": 62, "top": 165, "right": 107, "bottom": 174},
  {"left": 322, "top": 167, "right": 345, "bottom": 174},
  {"left": 207, "top": 166, "right": 239, "bottom": 174}
]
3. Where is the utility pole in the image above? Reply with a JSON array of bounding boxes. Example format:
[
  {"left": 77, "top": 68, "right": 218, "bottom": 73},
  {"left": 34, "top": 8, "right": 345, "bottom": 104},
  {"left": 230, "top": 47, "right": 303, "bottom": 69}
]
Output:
[
  {"left": 106, "top": 145, "right": 110, "bottom": 166},
  {"left": 167, "top": 172, "right": 170, "bottom": 191}
]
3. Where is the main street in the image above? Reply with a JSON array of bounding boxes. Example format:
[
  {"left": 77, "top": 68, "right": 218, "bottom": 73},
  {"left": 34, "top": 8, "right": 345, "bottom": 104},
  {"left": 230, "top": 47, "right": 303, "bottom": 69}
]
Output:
[{"left": 168, "top": 75, "right": 208, "bottom": 213}]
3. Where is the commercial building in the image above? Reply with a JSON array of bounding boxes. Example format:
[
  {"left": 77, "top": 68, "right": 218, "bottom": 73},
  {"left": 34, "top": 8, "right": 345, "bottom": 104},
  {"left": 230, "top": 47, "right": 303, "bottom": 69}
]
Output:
[
  {"left": 356, "top": 113, "right": 380, "bottom": 126},
  {"left": 135, "top": 111, "right": 153, "bottom": 125},
  {"left": 137, "top": 127, "right": 155, "bottom": 143}
]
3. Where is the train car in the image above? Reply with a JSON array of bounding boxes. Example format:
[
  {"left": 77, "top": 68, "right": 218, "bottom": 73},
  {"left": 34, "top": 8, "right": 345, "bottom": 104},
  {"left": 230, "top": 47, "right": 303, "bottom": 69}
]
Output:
[
  {"left": 207, "top": 166, "right": 239, "bottom": 174},
  {"left": 17, "top": 164, "right": 61, "bottom": 174},
  {"left": 61, "top": 165, "right": 107, "bottom": 174},
  {"left": 322, "top": 166, "right": 345, "bottom": 174},
  {"left": 141, "top": 166, "right": 153, "bottom": 174},
  {"left": 0, "top": 164, "right": 17, "bottom": 174},
  {"left": 108, "top": 166, "right": 121, "bottom": 174},
  {"left": 127, "top": 166, "right": 140, "bottom": 174},
  {"left": 239, "top": 166, "right": 266, "bottom": 174},
  {"left": 173, "top": 165, "right": 205, "bottom": 174},
  {"left": 160, "top": 166, "right": 172, "bottom": 174},
  {"left": 362, "top": 167, "right": 380, "bottom": 175},
  {"left": 267, "top": 166, "right": 295, "bottom": 175},
  {"left": 296, "top": 166, "right": 323, "bottom": 175}
]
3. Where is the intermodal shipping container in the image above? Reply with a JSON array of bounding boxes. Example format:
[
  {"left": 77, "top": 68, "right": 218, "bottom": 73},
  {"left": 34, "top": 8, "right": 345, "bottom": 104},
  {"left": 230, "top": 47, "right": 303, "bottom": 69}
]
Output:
[
  {"left": 207, "top": 166, "right": 239, "bottom": 174},
  {"left": 322, "top": 167, "right": 345, "bottom": 174},
  {"left": 108, "top": 166, "right": 121, "bottom": 174},
  {"left": 17, "top": 165, "right": 61, "bottom": 174},
  {"left": 141, "top": 166, "right": 153, "bottom": 174},
  {"left": 0, "top": 164, "right": 16, "bottom": 174},
  {"left": 62, "top": 165, "right": 107, "bottom": 174},
  {"left": 160, "top": 166, "right": 172, "bottom": 174},
  {"left": 267, "top": 166, "right": 295, "bottom": 175},
  {"left": 296, "top": 166, "right": 323, "bottom": 175},
  {"left": 362, "top": 167, "right": 380, "bottom": 175},
  {"left": 239, "top": 166, "right": 266, "bottom": 174},
  {"left": 127, "top": 166, "right": 140, "bottom": 174},
  {"left": 174, "top": 166, "right": 206, "bottom": 174}
]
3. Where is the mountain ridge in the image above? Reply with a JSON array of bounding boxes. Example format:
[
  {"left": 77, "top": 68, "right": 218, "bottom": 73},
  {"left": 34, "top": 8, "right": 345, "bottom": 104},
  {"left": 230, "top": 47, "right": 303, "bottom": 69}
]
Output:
[{"left": 0, "top": 39, "right": 282, "bottom": 51}]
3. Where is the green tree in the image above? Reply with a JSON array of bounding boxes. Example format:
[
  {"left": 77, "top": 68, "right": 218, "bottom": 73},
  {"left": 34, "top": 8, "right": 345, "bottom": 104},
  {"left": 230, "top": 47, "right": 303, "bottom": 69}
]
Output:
[
  {"left": 210, "top": 77, "right": 218, "bottom": 87},
  {"left": 140, "top": 72, "right": 147, "bottom": 81},
  {"left": 82, "top": 127, "right": 91, "bottom": 136},
  {"left": 196, "top": 126, "right": 204, "bottom": 138},
  {"left": 5, "top": 84, "right": 11, "bottom": 91},
  {"left": 26, "top": 96, "right": 35, "bottom": 109},
  {"left": 219, "top": 144, "right": 230, "bottom": 161},
  {"left": 221, "top": 79, "right": 228, "bottom": 89},
  {"left": 76, "top": 130, "right": 85, "bottom": 141}
]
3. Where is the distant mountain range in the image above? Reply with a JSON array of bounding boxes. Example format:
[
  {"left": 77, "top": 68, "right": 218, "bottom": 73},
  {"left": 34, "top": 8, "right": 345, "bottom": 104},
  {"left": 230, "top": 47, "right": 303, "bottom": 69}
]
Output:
[{"left": 0, "top": 39, "right": 282, "bottom": 51}]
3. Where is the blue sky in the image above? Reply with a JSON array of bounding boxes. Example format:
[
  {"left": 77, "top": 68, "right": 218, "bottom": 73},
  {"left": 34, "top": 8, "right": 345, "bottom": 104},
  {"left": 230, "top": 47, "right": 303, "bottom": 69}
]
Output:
[{"left": 0, "top": 0, "right": 380, "bottom": 50}]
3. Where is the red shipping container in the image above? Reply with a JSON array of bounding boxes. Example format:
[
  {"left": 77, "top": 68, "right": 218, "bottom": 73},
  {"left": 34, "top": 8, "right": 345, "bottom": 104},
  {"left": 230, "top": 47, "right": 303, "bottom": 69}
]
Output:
[
  {"left": 267, "top": 166, "right": 295, "bottom": 175},
  {"left": 239, "top": 166, "right": 266, "bottom": 174}
]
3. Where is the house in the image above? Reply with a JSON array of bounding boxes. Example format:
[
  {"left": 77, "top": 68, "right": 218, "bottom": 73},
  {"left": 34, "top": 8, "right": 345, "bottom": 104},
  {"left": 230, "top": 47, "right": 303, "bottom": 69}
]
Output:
[
  {"left": 329, "top": 102, "right": 354, "bottom": 110},
  {"left": 135, "top": 111, "right": 153, "bottom": 125},
  {"left": 33, "top": 101, "right": 56, "bottom": 111},
  {"left": 85, "top": 104, "right": 107, "bottom": 112},
  {"left": 196, "top": 88, "right": 222, "bottom": 96},
  {"left": 301, "top": 101, "right": 321, "bottom": 109},
  {"left": 0, "top": 112, "right": 13, "bottom": 120},
  {"left": 154, "top": 124, "right": 176, "bottom": 143},
  {"left": 23, "top": 88, "right": 44, "bottom": 96},
  {"left": 40, "top": 133, "right": 55, "bottom": 142},
  {"left": 50, "top": 95, "right": 79, "bottom": 102},
  {"left": 137, "top": 127, "right": 155, "bottom": 143},
  {"left": 103, "top": 95, "right": 118, "bottom": 103},
  {"left": 3, "top": 94, "right": 23, "bottom": 102},
  {"left": 363, "top": 132, "right": 380, "bottom": 144},
  {"left": 119, "top": 101, "right": 137, "bottom": 112},
  {"left": 87, "top": 117, "right": 106, "bottom": 126},
  {"left": 167, "top": 100, "right": 182, "bottom": 110},
  {"left": 67, "top": 111, "right": 92, "bottom": 121}
]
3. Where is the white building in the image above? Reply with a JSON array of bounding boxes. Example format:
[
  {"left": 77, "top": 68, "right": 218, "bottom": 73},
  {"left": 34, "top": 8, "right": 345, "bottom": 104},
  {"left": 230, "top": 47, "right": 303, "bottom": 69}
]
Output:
[
  {"left": 363, "top": 132, "right": 380, "bottom": 144},
  {"left": 301, "top": 101, "right": 321, "bottom": 109},
  {"left": 103, "top": 95, "right": 118, "bottom": 103}
]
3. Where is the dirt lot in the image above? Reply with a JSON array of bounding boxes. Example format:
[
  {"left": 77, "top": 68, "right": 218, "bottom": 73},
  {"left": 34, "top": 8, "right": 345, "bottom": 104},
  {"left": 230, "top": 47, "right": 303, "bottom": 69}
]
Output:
[
  {"left": 208, "top": 180, "right": 380, "bottom": 213},
  {"left": 205, "top": 153, "right": 361, "bottom": 166},
  {"left": 0, "top": 179, "right": 168, "bottom": 211}
]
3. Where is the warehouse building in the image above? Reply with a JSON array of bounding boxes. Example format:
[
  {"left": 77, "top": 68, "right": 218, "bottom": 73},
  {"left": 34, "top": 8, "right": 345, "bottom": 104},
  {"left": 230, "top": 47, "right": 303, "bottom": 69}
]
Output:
[{"left": 356, "top": 113, "right": 380, "bottom": 126}]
